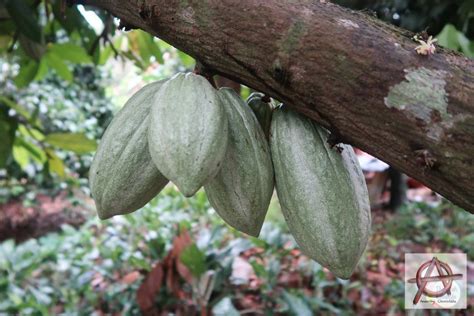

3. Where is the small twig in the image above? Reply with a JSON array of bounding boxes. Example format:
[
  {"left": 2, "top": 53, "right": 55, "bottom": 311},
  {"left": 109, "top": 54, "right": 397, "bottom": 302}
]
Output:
[{"left": 106, "top": 38, "right": 120, "bottom": 58}]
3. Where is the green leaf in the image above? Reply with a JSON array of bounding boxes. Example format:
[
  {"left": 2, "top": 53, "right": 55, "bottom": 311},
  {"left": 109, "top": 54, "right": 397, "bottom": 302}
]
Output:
[
  {"left": 0, "top": 35, "right": 12, "bottom": 52},
  {"left": 122, "top": 51, "right": 145, "bottom": 69},
  {"left": 92, "top": 41, "right": 101, "bottom": 64},
  {"left": 18, "top": 125, "right": 44, "bottom": 141},
  {"left": 457, "top": 32, "right": 474, "bottom": 58},
  {"left": 99, "top": 43, "right": 113, "bottom": 65},
  {"left": 180, "top": 244, "right": 206, "bottom": 277},
  {"left": 212, "top": 297, "right": 239, "bottom": 316},
  {"left": 29, "top": 287, "right": 52, "bottom": 305},
  {"left": 137, "top": 31, "right": 163, "bottom": 64},
  {"left": 50, "top": 43, "right": 91, "bottom": 63},
  {"left": 437, "top": 24, "right": 460, "bottom": 51},
  {"left": 0, "top": 96, "right": 43, "bottom": 129},
  {"left": 99, "top": 36, "right": 122, "bottom": 65},
  {"left": 15, "top": 137, "right": 46, "bottom": 163},
  {"left": 19, "top": 34, "right": 45, "bottom": 60},
  {"left": 177, "top": 51, "right": 195, "bottom": 68},
  {"left": 44, "top": 132, "right": 97, "bottom": 154},
  {"left": 0, "top": 96, "right": 31, "bottom": 122},
  {"left": 4, "top": 0, "right": 42, "bottom": 43},
  {"left": 52, "top": 2, "right": 96, "bottom": 42},
  {"left": 46, "top": 148, "right": 65, "bottom": 178},
  {"left": 282, "top": 291, "right": 313, "bottom": 316},
  {"left": 12, "top": 142, "right": 30, "bottom": 169},
  {"left": 34, "top": 58, "right": 49, "bottom": 81},
  {"left": 0, "top": 109, "right": 17, "bottom": 167},
  {"left": 44, "top": 51, "right": 73, "bottom": 82},
  {"left": 13, "top": 60, "right": 39, "bottom": 88}
]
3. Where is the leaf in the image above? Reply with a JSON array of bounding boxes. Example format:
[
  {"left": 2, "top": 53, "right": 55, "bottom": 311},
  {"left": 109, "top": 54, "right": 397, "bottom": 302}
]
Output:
[
  {"left": 18, "top": 124, "right": 44, "bottom": 141},
  {"left": 180, "top": 244, "right": 206, "bottom": 278},
  {"left": 136, "top": 30, "right": 163, "bottom": 64},
  {"left": 99, "top": 43, "right": 113, "bottom": 65},
  {"left": 50, "top": 43, "right": 91, "bottom": 63},
  {"left": 0, "top": 96, "right": 30, "bottom": 121},
  {"left": 45, "top": 148, "right": 65, "bottom": 178},
  {"left": 52, "top": 2, "right": 96, "bottom": 42},
  {"left": 44, "top": 132, "right": 97, "bottom": 154},
  {"left": 136, "top": 263, "right": 163, "bottom": 314},
  {"left": 310, "top": 297, "right": 341, "bottom": 314},
  {"left": 15, "top": 137, "right": 46, "bottom": 163},
  {"left": 4, "top": 0, "right": 42, "bottom": 43},
  {"left": 437, "top": 24, "right": 460, "bottom": 51},
  {"left": 12, "top": 142, "right": 30, "bottom": 169},
  {"left": 282, "top": 291, "right": 313, "bottom": 316},
  {"left": 13, "top": 60, "right": 39, "bottom": 88},
  {"left": 457, "top": 32, "right": 474, "bottom": 58},
  {"left": 0, "top": 109, "right": 17, "bottom": 167},
  {"left": 212, "top": 297, "right": 240, "bottom": 316},
  {"left": 29, "top": 287, "right": 52, "bottom": 305},
  {"left": 0, "top": 96, "right": 43, "bottom": 129},
  {"left": 92, "top": 42, "right": 101, "bottom": 65},
  {"left": 34, "top": 58, "right": 49, "bottom": 81},
  {"left": 44, "top": 51, "right": 73, "bottom": 82},
  {"left": 0, "top": 35, "right": 12, "bottom": 53},
  {"left": 178, "top": 51, "right": 195, "bottom": 68},
  {"left": 99, "top": 36, "right": 122, "bottom": 65},
  {"left": 19, "top": 34, "right": 45, "bottom": 60}
]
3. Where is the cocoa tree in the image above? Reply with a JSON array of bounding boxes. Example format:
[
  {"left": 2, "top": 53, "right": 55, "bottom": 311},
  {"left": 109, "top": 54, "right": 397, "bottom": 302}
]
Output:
[{"left": 76, "top": 0, "right": 474, "bottom": 214}]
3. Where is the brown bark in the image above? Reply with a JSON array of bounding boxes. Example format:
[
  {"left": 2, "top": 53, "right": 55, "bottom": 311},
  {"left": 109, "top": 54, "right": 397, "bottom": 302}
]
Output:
[{"left": 81, "top": 0, "right": 474, "bottom": 213}]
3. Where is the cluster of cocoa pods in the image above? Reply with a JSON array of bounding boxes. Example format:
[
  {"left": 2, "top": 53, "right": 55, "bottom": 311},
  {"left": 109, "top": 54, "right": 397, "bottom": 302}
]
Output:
[{"left": 89, "top": 72, "right": 371, "bottom": 279}]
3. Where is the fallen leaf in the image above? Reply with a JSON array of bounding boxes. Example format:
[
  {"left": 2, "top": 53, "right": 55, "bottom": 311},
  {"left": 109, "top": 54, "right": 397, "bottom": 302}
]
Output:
[
  {"left": 136, "top": 262, "right": 164, "bottom": 313},
  {"left": 121, "top": 271, "right": 140, "bottom": 285}
]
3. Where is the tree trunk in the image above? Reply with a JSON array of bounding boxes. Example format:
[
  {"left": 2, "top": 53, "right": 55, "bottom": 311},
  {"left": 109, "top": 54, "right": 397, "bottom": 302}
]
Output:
[{"left": 81, "top": 0, "right": 474, "bottom": 213}]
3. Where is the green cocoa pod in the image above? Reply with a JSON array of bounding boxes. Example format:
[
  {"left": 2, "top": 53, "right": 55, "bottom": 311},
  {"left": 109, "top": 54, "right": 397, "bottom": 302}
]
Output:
[
  {"left": 246, "top": 92, "right": 273, "bottom": 139},
  {"left": 270, "top": 107, "right": 371, "bottom": 279},
  {"left": 148, "top": 73, "right": 228, "bottom": 197},
  {"left": 89, "top": 81, "right": 169, "bottom": 219},
  {"left": 204, "top": 88, "right": 274, "bottom": 237}
]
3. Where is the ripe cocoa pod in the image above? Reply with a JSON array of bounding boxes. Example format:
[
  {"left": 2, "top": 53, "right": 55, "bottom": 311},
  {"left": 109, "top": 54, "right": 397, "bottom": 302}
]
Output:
[
  {"left": 89, "top": 81, "right": 169, "bottom": 219},
  {"left": 246, "top": 92, "right": 273, "bottom": 139},
  {"left": 205, "top": 88, "right": 274, "bottom": 237},
  {"left": 270, "top": 107, "right": 371, "bottom": 279},
  {"left": 148, "top": 73, "right": 228, "bottom": 197}
]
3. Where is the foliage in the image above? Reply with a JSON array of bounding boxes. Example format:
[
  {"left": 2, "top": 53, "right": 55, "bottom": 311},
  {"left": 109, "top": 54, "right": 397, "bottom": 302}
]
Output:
[
  {"left": 0, "top": 0, "right": 195, "bottom": 188},
  {"left": 0, "top": 64, "right": 113, "bottom": 203},
  {"left": 335, "top": 0, "right": 474, "bottom": 35},
  {"left": 0, "top": 188, "right": 472, "bottom": 314},
  {"left": 334, "top": 0, "right": 474, "bottom": 57},
  {"left": 385, "top": 202, "right": 474, "bottom": 258}
]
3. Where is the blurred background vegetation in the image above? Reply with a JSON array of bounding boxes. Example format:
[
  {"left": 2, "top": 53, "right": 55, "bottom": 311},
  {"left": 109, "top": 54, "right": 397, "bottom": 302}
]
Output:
[{"left": 0, "top": 0, "right": 473, "bottom": 314}]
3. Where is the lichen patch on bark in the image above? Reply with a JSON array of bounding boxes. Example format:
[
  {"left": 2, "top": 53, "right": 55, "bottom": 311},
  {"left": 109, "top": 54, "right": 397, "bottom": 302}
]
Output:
[
  {"left": 279, "top": 19, "right": 307, "bottom": 55},
  {"left": 385, "top": 67, "right": 450, "bottom": 141},
  {"left": 385, "top": 67, "right": 449, "bottom": 119},
  {"left": 337, "top": 19, "right": 359, "bottom": 29}
]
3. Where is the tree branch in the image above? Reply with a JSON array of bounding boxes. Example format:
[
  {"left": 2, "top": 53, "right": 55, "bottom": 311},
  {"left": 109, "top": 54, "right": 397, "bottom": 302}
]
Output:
[{"left": 81, "top": 0, "right": 474, "bottom": 213}]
